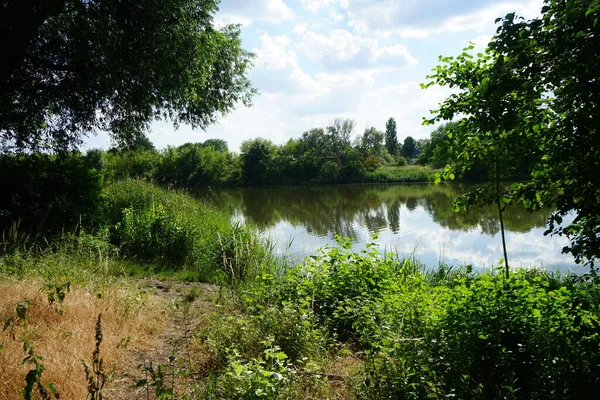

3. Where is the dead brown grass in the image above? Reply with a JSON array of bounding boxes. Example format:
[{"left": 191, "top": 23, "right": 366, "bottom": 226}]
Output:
[{"left": 0, "top": 279, "right": 169, "bottom": 400}]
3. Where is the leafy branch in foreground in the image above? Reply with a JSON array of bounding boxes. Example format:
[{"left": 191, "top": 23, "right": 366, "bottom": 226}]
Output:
[
  {"left": 423, "top": 0, "right": 600, "bottom": 273},
  {"left": 0, "top": 0, "right": 256, "bottom": 152}
]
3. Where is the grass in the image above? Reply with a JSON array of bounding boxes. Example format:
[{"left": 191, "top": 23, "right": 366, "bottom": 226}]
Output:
[
  {"left": 0, "top": 278, "right": 169, "bottom": 400},
  {"left": 103, "top": 179, "right": 277, "bottom": 284},
  {"left": 1, "top": 180, "right": 599, "bottom": 399},
  {"left": 364, "top": 165, "right": 439, "bottom": 183}
]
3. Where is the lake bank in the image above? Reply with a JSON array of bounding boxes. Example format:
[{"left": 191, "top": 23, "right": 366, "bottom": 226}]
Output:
[
  {"left": 1, "top": 180, "right": 597, "bottom": 399},
  {"left": 197, "top": 183, "right": 579, "bottom": 273}
]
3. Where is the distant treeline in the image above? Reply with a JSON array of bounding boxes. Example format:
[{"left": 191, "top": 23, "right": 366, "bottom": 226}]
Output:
[
  {"left": 0, "top": 118, "right": 521, "bottom": 236},
  {"left": 99, "top": 118, "right": 436, "bottom": 187}
]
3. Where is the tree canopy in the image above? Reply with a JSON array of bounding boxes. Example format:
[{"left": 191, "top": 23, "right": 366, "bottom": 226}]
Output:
[
  {"left": 401, "top": 136, "right": 417, "bottom": 159},
  {"left": 385, "top": 118, "right": 398, "bottom": 156},
  {"left": 0, "top": 0, "right": 256, "bottom": 152},
  {"left": 423, "top": 0, "right": 600, "bottom": 269}
]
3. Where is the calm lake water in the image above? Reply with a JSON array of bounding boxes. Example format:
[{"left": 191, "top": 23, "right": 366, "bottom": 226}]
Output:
[{"left": 199, "top": 184, "right": 581, "bottom": 272}]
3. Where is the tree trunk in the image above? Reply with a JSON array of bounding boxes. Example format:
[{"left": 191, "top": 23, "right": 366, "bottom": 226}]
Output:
[{"left": 495, "top": 172, "right": 509, "bottom": 279}]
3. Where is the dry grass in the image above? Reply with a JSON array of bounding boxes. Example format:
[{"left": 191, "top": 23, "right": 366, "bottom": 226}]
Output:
[{"left": 0, "top": 279, "right": 169, "bottom": 400}]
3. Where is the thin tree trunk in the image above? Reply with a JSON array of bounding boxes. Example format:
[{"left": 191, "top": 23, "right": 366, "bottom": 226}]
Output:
[{"left": 495, "top": 172, "right": 509, "bottom": 279}]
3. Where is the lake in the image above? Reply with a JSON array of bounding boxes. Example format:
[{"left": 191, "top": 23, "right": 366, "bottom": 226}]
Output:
[{"left": 198, "top": 183, "right": 581, "bottom": 272}]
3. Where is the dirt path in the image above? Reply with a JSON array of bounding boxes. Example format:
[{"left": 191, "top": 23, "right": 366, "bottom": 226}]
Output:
[{"left": 104, "top": 279, "right": 220, "bottom": 399}]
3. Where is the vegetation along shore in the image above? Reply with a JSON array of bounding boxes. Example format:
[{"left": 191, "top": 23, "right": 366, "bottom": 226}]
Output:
[{"left": 2, "top": 0, "right": 600, "bottom": 399}]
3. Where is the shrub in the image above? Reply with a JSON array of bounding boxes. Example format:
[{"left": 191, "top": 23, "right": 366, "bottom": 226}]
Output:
[
  {"left": 0, "top": 152, "right": 105, "bottom": 238},
  {"left": 318, "top": 161, "right": 340, "bottom": 183},
  {"left": 113, "top": 203, "right": 195, "bottom": 266},
  {"left": 104, "top": 179, "right": 274, "bottom": 283},
  {"left": 363, "top": 155, "right": 381, "bottom": 170}
]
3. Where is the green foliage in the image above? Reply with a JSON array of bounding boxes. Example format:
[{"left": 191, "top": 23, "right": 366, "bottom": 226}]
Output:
[
  {"left": 401, "top": 136, "right": 418, "bottom": 159},
  {"left": 0, "top": 0, "right": 256, "bottom": 152},
  {"left": 156, "top": 142, "right": 239, "bottom": 187},
  {"left": 104, "top": 179, "right": 274, "bottom": 283},
  {"left": 280, "top": 236, "right": 407, "bottom": 342},
  {"left": 215, "top": 239, "right": 600, "bottom": 399},
  {"left": 318, "top": 161, "right": 340, "bottom": 183},
  {"left": 0, "top": 152, "right": 105, "bottom": 238},
  {"left": 43, "top": 282, "right": 70, "bottom": 315},
  {"left": 424, "top": 272, "right": 600, "bottom": 399},
  {"left": 364, "top": 166, "right": 437, "bottom": 183},
  {"left": 21, "top": 342, "right": 59, "bottom": 400},
  {"left": 136, "top": 360, "right": 174, "bottom": 400},
  {"left": 423, "top": 0, "right": 600, "bottom": 268},
  {"left": 114, "top": 203, "right": 195, "bottom": 267},
  {"left": 358, "top": 127, "right": 385, "bottom": 158},
  {"left": 240, "top": 139, "right": 279, "bottom": 186},
  {"left": 385, "top": 118, "right": 399, "bottom": 156},
  {"left": 417, "top": 122, "right": 457, "bottom": 169},
  {"left": 363, "top": 155, "right": 380, "bottom": 170},
  {"left": 218, "top": 343, "right": 297, "bottom": 399},
  {"left": 396, "top": 156, "right": 408, "bottom": 167},
  {"left": 104, "top": 149, "right": 161, "bottom": 182}
]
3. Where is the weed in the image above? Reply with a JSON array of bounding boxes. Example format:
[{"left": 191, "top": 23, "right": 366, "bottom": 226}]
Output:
[
  {"left": 83, "top": 314, "right": 106, "bottom": 400},
  {"left": 21, "top": 341, "right": 59, "bottom": 400}
]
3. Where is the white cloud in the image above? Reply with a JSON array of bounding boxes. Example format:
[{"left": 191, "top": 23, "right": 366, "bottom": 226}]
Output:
[
  {"left": 252, "top": 31, "right": 325, "bottom": 93},
  {"left": 297, "top": 29, "right": 418, "bottom": 69},
  {"left": 328, "top": 9, "right": 345, "bottom": 24},
  {"left": 315, "top": 69, "right": 379, "bottom": 87},
  {"left": 217, "top": 0, "right": 294, "bottom": 26},
  {"left": 300, "top": 0, "right": 336, "bottom": 13},
  {"left": 342, "top": 0, "right": 544, "bottom": 38},
  {"left": 293, "top": 23, "right": 308, "bottom": 35}
]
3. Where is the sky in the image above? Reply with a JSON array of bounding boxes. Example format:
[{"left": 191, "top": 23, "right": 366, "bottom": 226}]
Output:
[{"left": 85, "top": 0, "right": 544, "bottom": 152}]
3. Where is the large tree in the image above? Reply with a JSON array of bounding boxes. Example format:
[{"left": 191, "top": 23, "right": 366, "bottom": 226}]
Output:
[
  {"left": 401, "top": 136, "right": 417, "bottom": 159},
  {"left": 385, "top": 118, "right": 398, "bottom": 156},
  {"left": 359, "top": 127, "right": 385, "bottom": 157},
  {"left": 424, "top": 0, "right": 600, "bottom": 271},
  {"left": 0, "top": 0, "right": 256, "bottom": 152}
]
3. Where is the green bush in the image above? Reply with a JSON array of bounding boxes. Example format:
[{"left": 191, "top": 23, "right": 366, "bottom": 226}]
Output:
[
  {"left": 318, "top": 161, "right": 340, "bottom": 183},
  {"left": 217, "top": 343, "right": 297, "bottom": 399},
  {"left": 363, "top": 155, "right": 381, "bottom": 170},
  {"left": 0, "top": 152, "right": 105, "bottom": 238},
  {"left": 114, "top": 204, "right": 195, "bottom": 266},
  {"left": 427, "top": 272, "right": 600, "bottom": 399},
  {"left": 104, "top": 179, "right": 274, "bottom": 283},
  {"left": 235, "top": 239, "right": 600, "bottom": 399}
]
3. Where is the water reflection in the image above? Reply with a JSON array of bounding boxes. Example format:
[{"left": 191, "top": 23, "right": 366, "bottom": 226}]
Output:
[{"left": 198, "top": 184, "right": 578, "bottom": 271}]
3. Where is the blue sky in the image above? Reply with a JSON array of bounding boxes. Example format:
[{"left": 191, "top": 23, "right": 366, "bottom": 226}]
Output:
[{"left": 85, "top": 0, "right": 543, "bottom": 152}]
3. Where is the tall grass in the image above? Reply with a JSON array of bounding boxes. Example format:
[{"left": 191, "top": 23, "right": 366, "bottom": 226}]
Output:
[
  {"left": 364, "top": 165, "right": 438, "bottom": 183},
  {"left": 104, "top": 179, "right": 276, "bottom": 284}
]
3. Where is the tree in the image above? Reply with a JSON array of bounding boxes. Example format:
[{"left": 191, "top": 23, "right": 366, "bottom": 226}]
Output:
[
  {"left": 202, "top": 139, "right": 229, "bottom": 153},
  {"left": 385, "top": 118, "right": 398, "bottom": 156},
  {"left": 325, "top": 118, "right": 355, "bottom": 167},
  {"left": 113, "top": 133, "right": 156, "bottom": 153},
  {"left": 0, "top": 0, "right": 256, "bottom": 152},
  {"left": 417, "top": 122, "right": 456, "bottom": 168},
  {"left": 423, "top": 0, "right": 600, "bottom": 272},
  {"left": 401, "top": 136, "right": 417, "bottom": 159},
  {"left": 240, "top": 138, "right": 278, "bottom": 186},
  {"left": 359, "top": 127, "right": 385, "bottom": 157}
]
